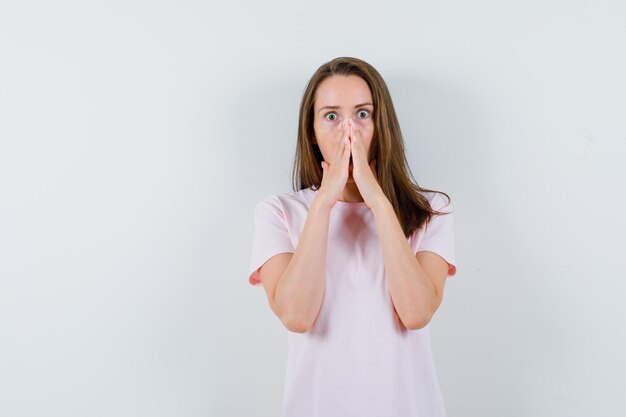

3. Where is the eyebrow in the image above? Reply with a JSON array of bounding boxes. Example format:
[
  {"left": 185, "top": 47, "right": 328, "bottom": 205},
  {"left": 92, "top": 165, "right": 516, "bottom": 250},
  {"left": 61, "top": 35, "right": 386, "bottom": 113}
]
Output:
[{"left": 318, "top": 102, "right": 373, "bottom": 113}]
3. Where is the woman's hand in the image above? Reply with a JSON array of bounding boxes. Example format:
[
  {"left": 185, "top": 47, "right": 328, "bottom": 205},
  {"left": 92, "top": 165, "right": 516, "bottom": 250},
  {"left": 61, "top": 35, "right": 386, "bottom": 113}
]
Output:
[
  {"left": 318, "top": 121, "right": 351, "bottom": 208},
  {"left": 347, "top": 119, "right": 384, "bottom": 209}
]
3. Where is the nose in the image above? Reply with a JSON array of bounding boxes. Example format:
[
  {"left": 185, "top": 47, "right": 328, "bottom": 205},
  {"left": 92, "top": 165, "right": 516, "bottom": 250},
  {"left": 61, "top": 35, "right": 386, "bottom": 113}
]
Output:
[{"left": 341, "top": 117, "right": 356, "bottom": 128}]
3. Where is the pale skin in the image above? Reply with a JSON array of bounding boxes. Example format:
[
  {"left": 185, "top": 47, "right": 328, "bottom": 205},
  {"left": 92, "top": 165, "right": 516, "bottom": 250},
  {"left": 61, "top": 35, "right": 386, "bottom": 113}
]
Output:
[{"left": 259, "top": 75, "right": 450, "bottom": 331}]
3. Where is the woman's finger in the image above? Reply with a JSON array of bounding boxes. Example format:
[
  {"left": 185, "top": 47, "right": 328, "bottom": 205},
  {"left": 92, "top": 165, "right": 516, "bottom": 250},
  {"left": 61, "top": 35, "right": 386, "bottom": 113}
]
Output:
[
  {"left": 333, "top": 125, "right": 346, "bottom": 162},
  {"left": 348, "top": 123, "right": 358, "bottom": 162},
  {"left": 343, "top": 132, "right": 351, "bottom": 165}
]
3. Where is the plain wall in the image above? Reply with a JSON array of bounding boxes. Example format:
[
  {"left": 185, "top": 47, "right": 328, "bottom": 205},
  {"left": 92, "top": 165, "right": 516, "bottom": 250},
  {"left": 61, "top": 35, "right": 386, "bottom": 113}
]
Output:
[{"left": 1, "top": 1, "right": 625, "bottom": 416}]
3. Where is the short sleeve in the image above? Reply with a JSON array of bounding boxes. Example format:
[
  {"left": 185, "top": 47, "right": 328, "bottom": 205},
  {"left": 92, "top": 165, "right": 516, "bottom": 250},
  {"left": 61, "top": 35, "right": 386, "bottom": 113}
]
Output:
[
  {"left": 248, "top": 196, "right": 296, "bottom": 287},
  {"left": 414, "top": 193, "right": 457, "bottom": 277}
]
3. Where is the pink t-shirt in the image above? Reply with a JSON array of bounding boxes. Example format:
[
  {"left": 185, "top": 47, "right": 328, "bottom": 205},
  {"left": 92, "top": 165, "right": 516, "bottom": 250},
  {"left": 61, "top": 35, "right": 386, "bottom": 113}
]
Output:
[{"left": 248, "top": 186, "right": 457, "bottom": 417}]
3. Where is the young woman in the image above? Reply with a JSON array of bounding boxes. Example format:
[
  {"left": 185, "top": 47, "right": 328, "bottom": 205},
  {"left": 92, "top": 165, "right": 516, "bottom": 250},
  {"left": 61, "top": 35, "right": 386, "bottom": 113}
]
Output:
[{"left": 248, "top": 56, "right": 457, "bottom": 417}]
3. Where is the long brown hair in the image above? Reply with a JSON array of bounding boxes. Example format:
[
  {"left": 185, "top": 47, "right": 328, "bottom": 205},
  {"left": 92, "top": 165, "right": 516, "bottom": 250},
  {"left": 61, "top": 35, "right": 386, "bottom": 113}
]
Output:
[{"left": 291, "top": 56, "right": 452, "bottom": 238}]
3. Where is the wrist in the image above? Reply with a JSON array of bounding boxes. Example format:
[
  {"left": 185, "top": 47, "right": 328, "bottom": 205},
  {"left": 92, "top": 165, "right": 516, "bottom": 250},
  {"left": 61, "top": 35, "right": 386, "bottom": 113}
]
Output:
[
  {"left": 311, "top": 193, "right": 335, "bottom": 213},
  {"left": 370, "top": 193, "right": 391, "bottom": 214}
]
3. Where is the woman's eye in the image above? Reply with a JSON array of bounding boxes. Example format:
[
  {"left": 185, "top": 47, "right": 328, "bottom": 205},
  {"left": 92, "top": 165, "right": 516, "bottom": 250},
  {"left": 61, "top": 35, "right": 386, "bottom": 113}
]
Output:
[
  {"left": 358, "top": 109, "right": 370, "bottom": 118},
  {"left": 325, "top": 113, "right": 337, "bottom": 121}
]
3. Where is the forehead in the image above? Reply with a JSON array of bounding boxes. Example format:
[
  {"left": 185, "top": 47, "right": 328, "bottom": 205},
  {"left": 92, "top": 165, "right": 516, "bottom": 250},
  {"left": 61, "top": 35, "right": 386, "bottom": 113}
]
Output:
[{"left": 315, "top": 75, "right": 372, "bottom": 108}]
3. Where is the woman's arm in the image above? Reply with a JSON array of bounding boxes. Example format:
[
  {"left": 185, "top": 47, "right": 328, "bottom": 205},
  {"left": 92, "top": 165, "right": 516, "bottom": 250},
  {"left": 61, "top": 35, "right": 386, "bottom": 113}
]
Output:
[
  {"left": 272, "top": 195, "right": 333, "bottom": 333},
  {"left": 370, "top": 197, "right": 448, "bottom": 330}
]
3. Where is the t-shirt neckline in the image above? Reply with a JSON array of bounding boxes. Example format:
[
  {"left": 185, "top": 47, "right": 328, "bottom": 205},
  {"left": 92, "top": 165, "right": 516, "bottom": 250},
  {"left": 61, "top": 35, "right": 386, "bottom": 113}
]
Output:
[{"left": 307, "top": 187, "right": 368, "bottom": 209}]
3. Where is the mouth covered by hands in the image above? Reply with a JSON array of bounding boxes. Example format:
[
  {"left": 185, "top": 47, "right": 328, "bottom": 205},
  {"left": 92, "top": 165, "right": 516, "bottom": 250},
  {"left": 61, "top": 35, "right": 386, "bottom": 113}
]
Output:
[{"left": 342, "top": 117, "right": 382, "bottom": 208}]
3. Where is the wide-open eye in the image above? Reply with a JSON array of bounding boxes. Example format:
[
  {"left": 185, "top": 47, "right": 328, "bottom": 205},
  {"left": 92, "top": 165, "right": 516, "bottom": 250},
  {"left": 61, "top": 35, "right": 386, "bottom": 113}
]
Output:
[
  {"left": 325, "top": 112, "right": 338, "bottom": 121},
  {"left": 358, "top": 109, "right": 371, "bottom": 118}
]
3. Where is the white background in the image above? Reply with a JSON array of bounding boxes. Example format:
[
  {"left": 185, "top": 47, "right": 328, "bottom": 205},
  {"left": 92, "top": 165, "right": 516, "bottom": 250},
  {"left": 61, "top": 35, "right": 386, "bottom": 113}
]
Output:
[{"left": 1, "top": 1, "right": 625, "bottom": 416}]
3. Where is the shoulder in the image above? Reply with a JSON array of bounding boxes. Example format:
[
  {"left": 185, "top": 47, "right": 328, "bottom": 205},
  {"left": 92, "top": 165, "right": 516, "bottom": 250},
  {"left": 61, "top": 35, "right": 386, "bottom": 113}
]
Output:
[
  {"left": 254, "top": 187, "right": 314, "bottom": 217},
  {"left": 419, "top": 191, "right": 453, "bottom": 213}
]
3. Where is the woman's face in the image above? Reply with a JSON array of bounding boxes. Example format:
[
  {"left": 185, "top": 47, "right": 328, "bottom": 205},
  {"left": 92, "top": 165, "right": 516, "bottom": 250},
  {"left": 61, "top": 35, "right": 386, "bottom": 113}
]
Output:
[{"left": 312, "top": 75, "right": 375, "bottom": 181}]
